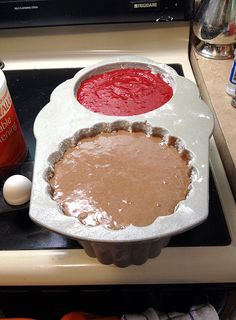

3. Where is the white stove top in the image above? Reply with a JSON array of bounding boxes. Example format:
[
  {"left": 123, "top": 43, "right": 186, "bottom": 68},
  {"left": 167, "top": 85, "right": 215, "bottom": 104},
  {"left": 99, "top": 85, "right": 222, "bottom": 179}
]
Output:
[
  {"left": 0, "top": 21, "right": 194, "bottom": 79},
  {"left": 0, "top": 21, "right": 236, "bottom": 285}
]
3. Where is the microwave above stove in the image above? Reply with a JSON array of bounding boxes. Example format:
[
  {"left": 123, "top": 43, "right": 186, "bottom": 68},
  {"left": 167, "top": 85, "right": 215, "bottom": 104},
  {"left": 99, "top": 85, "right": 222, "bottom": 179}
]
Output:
[{"left": 0, "top": 0, "right": 194, "bottom": 29}]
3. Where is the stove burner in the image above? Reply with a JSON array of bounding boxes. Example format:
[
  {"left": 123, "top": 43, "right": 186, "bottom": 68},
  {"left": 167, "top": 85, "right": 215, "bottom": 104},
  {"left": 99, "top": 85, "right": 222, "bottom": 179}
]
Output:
[{"left": 0, "top": 66, "right": 231, "bottom": 250}]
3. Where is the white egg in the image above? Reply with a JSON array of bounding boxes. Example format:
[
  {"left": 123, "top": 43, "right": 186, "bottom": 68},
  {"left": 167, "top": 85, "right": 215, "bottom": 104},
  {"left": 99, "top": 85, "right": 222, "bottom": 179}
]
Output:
[{"left": 3, "top": 174, "right": 32, "bottom": 206}]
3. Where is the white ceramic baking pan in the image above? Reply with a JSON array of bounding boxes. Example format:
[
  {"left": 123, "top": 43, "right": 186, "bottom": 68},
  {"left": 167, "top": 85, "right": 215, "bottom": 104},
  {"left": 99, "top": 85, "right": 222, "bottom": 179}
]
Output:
[{"left": 29, "top": 56, "right": 214, "bottom": 267}]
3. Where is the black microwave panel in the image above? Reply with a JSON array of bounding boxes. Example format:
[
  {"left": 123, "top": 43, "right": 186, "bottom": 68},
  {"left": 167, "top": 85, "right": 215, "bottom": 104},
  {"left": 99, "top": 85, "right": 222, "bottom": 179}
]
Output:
[{"left": 0, "top": 0, "right": 194, "bottom": 29}]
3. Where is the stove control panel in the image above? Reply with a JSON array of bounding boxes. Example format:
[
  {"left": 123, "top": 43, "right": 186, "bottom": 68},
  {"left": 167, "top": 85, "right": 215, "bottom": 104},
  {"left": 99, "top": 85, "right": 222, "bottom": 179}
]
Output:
[{"left": 0, "top": 0, "right": 194, "bottom": 29}]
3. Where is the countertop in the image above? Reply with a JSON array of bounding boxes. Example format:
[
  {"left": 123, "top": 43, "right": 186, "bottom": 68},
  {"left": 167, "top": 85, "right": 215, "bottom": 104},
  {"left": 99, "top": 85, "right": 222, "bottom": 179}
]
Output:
[{"left": 190, "top": 47, "right": 236, "bottom": 200}]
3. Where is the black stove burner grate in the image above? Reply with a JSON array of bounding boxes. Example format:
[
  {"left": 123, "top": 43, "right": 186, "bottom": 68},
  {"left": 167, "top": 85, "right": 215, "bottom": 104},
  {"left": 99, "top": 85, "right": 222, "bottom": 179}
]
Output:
[{"left": 0, "top": 66, "right": 231, "bottom": 250}]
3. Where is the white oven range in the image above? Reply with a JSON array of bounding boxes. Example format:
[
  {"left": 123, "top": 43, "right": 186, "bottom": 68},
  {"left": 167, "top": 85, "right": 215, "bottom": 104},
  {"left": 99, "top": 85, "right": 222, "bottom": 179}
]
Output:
[{"left": 0, "top": 21, "right": 235, "bottom": 286}]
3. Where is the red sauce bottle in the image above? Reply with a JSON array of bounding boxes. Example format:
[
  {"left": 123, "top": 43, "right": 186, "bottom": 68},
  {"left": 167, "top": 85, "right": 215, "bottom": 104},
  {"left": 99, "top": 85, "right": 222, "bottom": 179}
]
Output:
[{"left": 0, "top": 69, "right": 27, "bottom": 175}]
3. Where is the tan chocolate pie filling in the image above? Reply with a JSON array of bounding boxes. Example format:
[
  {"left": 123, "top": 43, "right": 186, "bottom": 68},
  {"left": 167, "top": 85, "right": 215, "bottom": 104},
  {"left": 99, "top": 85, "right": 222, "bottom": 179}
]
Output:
[{"left": 49, "top": 129, "right": 191, "bottom": 230}]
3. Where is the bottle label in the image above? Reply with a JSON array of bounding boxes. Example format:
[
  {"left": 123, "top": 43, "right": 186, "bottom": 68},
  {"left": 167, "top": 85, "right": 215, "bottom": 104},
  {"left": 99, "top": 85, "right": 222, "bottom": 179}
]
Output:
[
  {"left": 0, "top": 87, "right": 27, "bottom": 168},
  {"left": 229, "top": 61, "right": 236, "bottom": 84}
]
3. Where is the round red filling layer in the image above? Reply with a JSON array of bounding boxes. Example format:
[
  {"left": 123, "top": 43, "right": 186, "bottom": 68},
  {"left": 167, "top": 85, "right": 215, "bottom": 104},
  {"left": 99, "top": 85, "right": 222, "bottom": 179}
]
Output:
[{"left": 77, "top": 68, "right": 173, "bottom": 116}]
